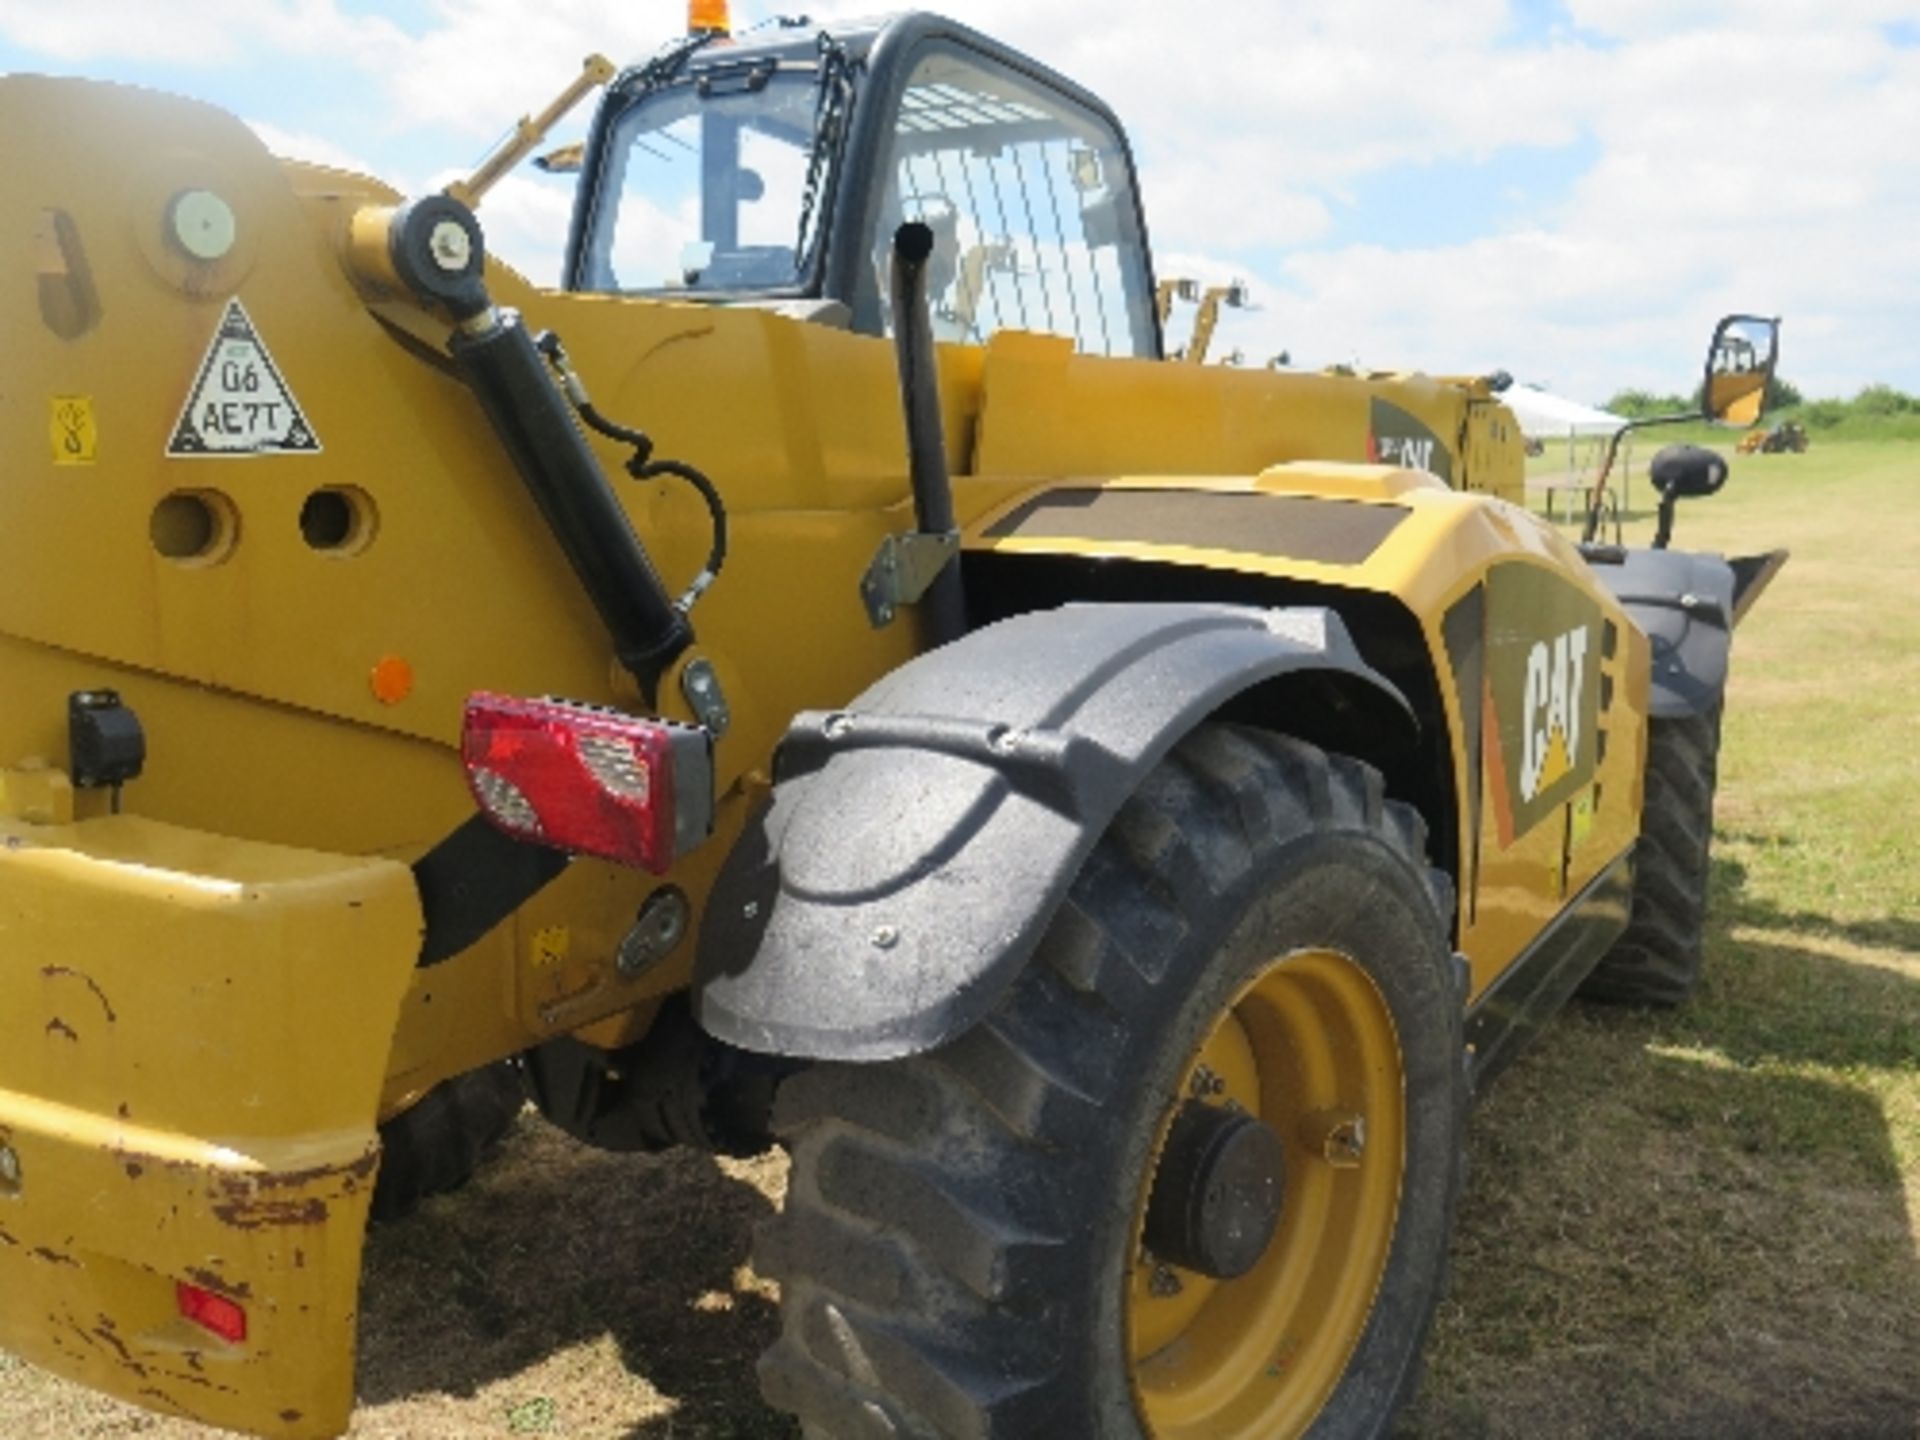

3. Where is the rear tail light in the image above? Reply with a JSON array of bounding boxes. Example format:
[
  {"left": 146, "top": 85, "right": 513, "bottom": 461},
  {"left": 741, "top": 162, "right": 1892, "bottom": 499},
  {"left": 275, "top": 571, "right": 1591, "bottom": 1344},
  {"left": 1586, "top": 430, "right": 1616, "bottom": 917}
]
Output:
[
  {"left": 461, "top": 692, "right": 714, "bottom": 872},
  {"left": 176, "top": 1281, "right": 248, "bottom": 1344}
]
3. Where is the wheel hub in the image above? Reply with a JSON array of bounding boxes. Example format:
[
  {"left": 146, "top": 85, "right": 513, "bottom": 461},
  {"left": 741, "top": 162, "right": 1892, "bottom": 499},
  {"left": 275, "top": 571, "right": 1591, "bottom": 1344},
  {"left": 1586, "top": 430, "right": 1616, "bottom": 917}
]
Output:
[{"left": 1141, "top": 1100, "right": 1286, "bottom": 1280}]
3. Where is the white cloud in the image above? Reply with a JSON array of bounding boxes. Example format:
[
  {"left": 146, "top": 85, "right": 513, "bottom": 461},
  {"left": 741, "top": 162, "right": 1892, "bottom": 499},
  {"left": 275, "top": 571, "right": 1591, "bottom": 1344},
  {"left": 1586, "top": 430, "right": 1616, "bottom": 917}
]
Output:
[
  {"left": 0, "top": 0, "right": 401, "bottom": 67},
  {"left": 4, "top": 1, "right": 1912, "bottom": 395},
  {"left": 1119, "top": 1, "right": 1920, "bottom": 399},
  {"left": 1566, "top": 0, "right": 1920, "bottom": 38},
  {"left": 371, "top": 0, "right": 672, "bottom": 137},
  {"left": 246, "top": 120, "right": 377, "bottom": 177}
]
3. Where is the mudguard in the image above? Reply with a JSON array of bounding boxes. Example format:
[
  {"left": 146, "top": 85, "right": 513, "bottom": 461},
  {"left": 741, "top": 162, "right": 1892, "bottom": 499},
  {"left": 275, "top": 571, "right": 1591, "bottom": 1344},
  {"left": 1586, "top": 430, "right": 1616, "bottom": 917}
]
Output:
[
  {"left": 1591, "top": 547, "right": 1738, "bottom": 718},
  {"left": 693, "top": 603, "right": 1412, "bottom": 1061}
]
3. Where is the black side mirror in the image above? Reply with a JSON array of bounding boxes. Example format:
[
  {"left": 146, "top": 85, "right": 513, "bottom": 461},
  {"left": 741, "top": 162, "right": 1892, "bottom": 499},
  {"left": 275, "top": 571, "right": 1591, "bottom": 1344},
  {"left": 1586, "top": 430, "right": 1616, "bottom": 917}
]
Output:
[
  {"left": 1703, "top": 314, "right": 1780, "bottom": 427},
  {"left": 1651, "top": 443, "right": 1729, "bottom": 499},
  {"left": 1649, "top": 443, "right": 1728, "bottom": 550}
]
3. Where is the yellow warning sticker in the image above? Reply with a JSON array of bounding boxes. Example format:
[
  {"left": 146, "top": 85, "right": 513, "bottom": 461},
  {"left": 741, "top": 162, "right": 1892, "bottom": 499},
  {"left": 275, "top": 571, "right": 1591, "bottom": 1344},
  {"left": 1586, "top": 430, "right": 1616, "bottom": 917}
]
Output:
[
  {"left": 50, "top": 395, "right": 97, "bottom": 465},
  {"left": 1571, "top": 786, "right": 1598, "bottom": 847},
  {"left": 532, "top": 925, "right": 572, "bottom": 969}
]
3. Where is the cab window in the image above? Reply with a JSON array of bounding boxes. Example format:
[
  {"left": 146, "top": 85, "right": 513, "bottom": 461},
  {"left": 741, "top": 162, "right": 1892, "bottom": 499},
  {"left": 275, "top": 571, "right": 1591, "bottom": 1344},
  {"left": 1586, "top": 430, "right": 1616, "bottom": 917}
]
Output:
[
  {"left": 864, "top": 46, "right": 1156, "bottom": 357},
  {"left": 582, "top": 69, "right": 820, "bottom": 294}
]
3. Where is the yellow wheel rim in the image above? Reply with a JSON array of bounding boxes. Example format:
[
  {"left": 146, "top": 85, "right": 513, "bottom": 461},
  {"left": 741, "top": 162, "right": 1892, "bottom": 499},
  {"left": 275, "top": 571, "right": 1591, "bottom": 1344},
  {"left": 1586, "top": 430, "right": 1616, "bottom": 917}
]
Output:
[{"left": 1128, "top": 947, "right": 1406, "bottom": 1439}]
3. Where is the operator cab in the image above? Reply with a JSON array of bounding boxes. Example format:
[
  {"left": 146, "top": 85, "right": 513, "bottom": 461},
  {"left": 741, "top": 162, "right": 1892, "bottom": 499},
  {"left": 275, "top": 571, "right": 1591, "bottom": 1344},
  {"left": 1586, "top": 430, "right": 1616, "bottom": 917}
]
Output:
[{"left": 563, "top": 12, "right": 1163, "bottom": 359}]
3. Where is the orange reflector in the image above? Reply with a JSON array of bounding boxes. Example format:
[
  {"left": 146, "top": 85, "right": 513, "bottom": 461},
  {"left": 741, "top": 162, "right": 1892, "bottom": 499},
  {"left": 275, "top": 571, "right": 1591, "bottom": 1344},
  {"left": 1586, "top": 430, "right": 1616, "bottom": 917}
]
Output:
[
  {"left": 177, "top": 1281, "right": 248, "bottom": 1344},
  {"left": 370, "top": 655, "right": 415, "bottom": 705},
  {"left": 688, "top": 0, "right": 730, "bottom": 34}
]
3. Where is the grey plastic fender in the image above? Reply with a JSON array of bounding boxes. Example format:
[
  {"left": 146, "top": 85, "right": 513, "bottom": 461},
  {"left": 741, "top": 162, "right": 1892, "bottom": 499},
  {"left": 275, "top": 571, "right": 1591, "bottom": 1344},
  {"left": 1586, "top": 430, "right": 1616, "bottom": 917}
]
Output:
[
  {"left": 1590, "top": 547, "right": 1737, "bottom": 718},
  {"left": 693, "top": 602, "right": 1412, "bottom": 1061}
]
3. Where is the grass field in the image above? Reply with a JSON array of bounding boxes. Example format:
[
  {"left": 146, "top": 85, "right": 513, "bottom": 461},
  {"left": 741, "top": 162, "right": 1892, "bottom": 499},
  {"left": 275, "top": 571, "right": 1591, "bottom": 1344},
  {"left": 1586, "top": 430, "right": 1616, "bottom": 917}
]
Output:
[{"left": 2, "top": 440, "right": 1915, "bottom": 1439}]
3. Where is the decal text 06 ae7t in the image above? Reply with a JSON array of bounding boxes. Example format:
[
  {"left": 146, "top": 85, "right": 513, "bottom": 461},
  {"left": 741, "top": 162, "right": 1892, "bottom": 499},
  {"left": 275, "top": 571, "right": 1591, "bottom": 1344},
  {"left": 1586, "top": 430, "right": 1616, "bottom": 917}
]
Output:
[{"left": 167, "top": 298, "right": 321, "bottom": 458}]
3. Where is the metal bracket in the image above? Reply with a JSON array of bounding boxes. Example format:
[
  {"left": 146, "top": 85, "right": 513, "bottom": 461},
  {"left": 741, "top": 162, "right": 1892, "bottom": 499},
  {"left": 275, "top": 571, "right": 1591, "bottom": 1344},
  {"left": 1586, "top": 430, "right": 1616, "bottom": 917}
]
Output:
[
  {"left": 680, "top": 658, "right": 732, "bottom": 738},
  {"left": 617, "top": 886, "right": 691, "bottom": 977},
  {"left": 859, "top": 529, "right": 960, "bottom": 629}
]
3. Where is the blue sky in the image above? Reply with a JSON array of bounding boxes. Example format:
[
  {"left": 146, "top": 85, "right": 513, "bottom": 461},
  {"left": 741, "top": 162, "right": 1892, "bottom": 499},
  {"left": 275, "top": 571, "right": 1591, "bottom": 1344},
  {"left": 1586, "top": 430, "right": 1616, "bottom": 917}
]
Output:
[{"left": 4, "top": 0, "right": 1915, "bottom": 404}]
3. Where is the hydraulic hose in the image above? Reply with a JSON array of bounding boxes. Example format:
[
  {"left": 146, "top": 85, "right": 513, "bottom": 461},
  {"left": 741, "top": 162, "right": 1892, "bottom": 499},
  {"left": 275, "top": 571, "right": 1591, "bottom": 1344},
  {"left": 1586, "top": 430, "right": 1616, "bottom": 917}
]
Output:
[
  {"left": 536, "top": 331, "right": 729, "bottom": 616},
  {"left": 373, "top": 195, "right": 693, "bottom": 702},
  {"left": 449, "top": 311, "right": 694, "bottom": 699}
]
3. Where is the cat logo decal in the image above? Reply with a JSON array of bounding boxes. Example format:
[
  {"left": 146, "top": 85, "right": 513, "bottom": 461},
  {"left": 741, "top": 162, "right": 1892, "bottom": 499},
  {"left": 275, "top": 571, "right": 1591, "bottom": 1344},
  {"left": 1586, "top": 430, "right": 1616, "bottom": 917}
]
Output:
[
  {"left": 1520, "top": 625, "right": 1591, "bottom": 803},
  {"left": 1483, "top": 566, "right": 1603, "bottom": 847}
]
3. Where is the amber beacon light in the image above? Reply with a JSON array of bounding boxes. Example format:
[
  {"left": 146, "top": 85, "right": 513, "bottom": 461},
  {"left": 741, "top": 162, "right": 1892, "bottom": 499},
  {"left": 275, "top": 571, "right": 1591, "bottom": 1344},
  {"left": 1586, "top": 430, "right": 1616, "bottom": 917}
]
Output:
[{"left": 688, "top": 0, "right": 731, "bottom": 35}]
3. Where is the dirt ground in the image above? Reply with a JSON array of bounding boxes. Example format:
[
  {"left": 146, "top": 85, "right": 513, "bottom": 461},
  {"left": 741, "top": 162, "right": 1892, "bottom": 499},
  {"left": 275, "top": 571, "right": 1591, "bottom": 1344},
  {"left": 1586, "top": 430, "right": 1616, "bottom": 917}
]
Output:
[{"left": 6, "top": 1062, "right": 1912, "bottom": 1440}]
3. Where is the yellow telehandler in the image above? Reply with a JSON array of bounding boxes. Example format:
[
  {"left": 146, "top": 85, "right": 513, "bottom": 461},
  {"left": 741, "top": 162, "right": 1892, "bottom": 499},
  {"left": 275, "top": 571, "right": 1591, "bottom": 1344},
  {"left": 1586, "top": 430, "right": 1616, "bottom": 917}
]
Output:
[{"left": 0, "top": 8, "right": 1785, "bottom": 1436}]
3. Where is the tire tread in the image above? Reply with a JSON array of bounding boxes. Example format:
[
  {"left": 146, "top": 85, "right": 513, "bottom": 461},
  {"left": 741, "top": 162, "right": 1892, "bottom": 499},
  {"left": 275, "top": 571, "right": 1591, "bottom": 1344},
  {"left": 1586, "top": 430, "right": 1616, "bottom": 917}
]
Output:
[
  {"left": 1579, "top": 705, "right": 1722, "bottom": 1006},
  {"left": 370, "top": 1060, "right": 525, "bottom": 1222},
  {"left": 759, "top": 727, "right": 1457, "bottom": 1437}
]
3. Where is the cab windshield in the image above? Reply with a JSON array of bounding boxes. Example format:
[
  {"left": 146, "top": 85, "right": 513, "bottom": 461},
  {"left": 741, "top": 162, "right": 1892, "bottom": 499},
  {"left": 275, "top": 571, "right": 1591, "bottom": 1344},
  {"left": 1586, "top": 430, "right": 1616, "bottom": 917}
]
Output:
[{"left": 579, "top": 67, "right": 824, "bottom": 294}]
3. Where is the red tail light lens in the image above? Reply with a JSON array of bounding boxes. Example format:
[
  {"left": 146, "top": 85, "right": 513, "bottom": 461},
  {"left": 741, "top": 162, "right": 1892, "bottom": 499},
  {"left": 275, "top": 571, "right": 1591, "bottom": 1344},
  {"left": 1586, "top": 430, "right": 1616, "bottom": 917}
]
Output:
[
  {"left": 176, "top": 1281, "right": 248, "bottom": 1344},
  {"left": 461, "top": 693, "right": 713, "bottom": 872}
]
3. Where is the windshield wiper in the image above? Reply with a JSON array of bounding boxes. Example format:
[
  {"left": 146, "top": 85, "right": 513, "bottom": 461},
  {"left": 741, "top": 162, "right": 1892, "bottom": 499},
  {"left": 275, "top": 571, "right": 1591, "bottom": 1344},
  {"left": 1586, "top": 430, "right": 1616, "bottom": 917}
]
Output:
[{"left": 794, "top": 31, "right": 854, "bottom": 266}]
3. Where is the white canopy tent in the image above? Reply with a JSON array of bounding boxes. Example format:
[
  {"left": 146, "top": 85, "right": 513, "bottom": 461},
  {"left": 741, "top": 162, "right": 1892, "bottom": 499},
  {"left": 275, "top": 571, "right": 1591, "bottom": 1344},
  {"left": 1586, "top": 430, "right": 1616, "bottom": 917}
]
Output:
[
  {"left": 1499, "top": 385, "right": 1624, "bottom": 437},
  {"left": 1499, "top": 385, "right": 1629, "bottom": 519}
]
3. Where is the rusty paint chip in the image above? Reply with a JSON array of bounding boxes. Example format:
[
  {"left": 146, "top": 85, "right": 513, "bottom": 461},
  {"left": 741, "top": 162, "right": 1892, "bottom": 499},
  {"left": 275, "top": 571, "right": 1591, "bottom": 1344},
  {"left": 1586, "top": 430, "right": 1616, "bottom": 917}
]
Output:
[
  {"left": 39, "top": 965, "right": 117, "bottom": 1021},
  {"left": 184, "top": 1266, "right": 254, "bottom": 1302},
  {"left": 213, "top": 1196, "right": 330, "bottom": 1230},
  {"left": 90, "top": 1320, "right": 139, "bottom": 1368}
]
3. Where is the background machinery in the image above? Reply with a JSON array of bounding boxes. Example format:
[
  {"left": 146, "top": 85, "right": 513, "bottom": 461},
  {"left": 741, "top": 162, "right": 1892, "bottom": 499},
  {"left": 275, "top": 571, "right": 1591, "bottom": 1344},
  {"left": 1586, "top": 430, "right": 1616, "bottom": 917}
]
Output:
[{"left": 1739, "top": 421, "right": 1810, "bottom": 454}]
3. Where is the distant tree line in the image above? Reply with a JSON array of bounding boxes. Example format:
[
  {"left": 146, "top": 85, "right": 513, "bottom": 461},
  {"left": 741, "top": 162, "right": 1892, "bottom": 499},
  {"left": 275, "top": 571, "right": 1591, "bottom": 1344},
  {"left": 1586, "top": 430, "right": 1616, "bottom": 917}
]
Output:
[
  {"left": 1602, "top": 378, "right": 1920, "bottom": 435},
  {"left": 1604, "top": 375, "right": 1804, "bottom": 418},
  {"left": 1792, "top": 384, "right": 1919, "bottom": 430}
]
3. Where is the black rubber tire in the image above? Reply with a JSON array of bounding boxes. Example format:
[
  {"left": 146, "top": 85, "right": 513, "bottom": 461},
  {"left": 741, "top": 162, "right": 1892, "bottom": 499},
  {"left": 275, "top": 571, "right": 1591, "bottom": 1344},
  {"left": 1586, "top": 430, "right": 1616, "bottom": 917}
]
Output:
[
  {"left": 754, "top": 726, "right": 1466, "bottom": 1440},
  {"left": 370, "top": 1060, "right": 526, "bottom": 1223},
  {"left": 1578, "top": 705, "right": 1722, "bottom": 1007}
]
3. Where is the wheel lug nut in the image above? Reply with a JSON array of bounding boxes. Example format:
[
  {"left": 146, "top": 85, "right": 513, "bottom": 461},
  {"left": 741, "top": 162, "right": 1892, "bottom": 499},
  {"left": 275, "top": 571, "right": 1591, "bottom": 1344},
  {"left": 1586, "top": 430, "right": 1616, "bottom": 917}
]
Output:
[
  {"left": 1302, "top": 1110, "right": 1367, "bottom": 1168},
  {"left": 1188, "top": 1064, "right": 1227, "bottom": 1099}
]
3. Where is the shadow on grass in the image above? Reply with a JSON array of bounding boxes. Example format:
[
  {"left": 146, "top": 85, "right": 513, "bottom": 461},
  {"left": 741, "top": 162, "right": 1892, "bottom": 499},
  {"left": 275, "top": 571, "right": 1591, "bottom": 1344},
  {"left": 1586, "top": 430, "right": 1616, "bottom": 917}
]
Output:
[
  {"left": 1590, "top": 854, "right": 1920, "bottom": 1075},
  {"left": 1712, "top": 849, "right": 1920, "bottom": 959},
  {"left": 355, "top": 1126, "right": 796, "bottom": 1439},
  {"left": 1405, "top": 1050, "right": 1919, "bottom": 1439},
  {"left": 1403, "top": 850, "right": 1919, "bottom": 1437}
]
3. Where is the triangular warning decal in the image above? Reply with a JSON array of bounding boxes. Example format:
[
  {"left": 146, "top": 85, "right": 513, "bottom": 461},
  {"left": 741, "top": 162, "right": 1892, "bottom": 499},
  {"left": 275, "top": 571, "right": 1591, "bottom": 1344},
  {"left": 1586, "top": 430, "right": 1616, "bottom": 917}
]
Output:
[
  {"left": 1536, "top": 726, "right": 1573, "bottom": 795},
  {"left": 167, "top": 298, "right": 321, "bottom": 457}
]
